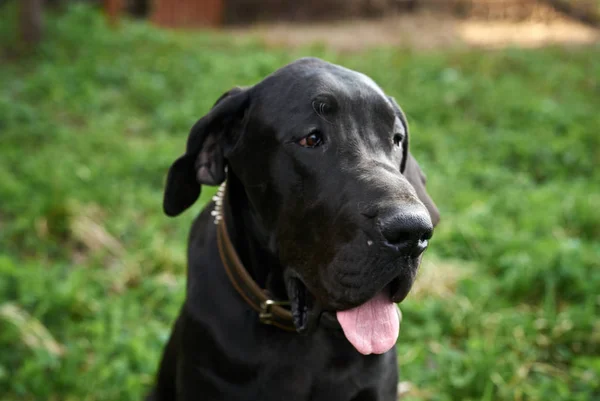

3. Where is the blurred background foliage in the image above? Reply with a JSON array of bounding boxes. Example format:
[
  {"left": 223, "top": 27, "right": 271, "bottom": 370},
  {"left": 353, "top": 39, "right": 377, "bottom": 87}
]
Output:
[{"left": 1, "top": 1, "right": 599, "bottom": 400}]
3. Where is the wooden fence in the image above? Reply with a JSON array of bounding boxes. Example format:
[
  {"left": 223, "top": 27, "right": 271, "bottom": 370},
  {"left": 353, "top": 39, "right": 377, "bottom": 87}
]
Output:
[{"left": 118, "top": 0, "right": 600, "bottom": 27}]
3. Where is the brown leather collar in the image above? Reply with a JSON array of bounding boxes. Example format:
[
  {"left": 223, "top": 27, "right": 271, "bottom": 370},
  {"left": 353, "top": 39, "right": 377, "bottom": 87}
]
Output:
[{"left": 215, "top": 186, "right": 297, "bottom": 332}]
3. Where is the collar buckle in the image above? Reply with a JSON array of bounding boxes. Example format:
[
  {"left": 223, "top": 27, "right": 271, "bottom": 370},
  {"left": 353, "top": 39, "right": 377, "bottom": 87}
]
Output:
[{"left": 259, "top": 299, "right": 291, "bottom": 325}]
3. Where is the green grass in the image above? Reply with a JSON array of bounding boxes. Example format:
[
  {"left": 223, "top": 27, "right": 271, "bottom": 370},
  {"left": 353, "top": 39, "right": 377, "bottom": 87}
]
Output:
[{"left": 1, "top": 4, "right": 599, "bottom": 401}]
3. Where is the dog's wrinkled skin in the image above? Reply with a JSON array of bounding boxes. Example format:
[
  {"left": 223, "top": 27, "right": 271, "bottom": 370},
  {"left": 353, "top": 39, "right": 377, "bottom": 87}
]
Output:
[{"left": 148, "top": 58, "right": 440, "bottom": 401}]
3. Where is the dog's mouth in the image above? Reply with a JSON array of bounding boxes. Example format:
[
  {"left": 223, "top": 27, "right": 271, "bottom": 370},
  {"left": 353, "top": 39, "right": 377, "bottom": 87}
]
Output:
[
  {"left": 389, "top": 275, "right": 413, "bottom": 304},
  {"left": 285, "top": 273, "right": 409, "bottom": 354},
  {"left": 285, "top": 275, "right": 321, "bottom": 335}
]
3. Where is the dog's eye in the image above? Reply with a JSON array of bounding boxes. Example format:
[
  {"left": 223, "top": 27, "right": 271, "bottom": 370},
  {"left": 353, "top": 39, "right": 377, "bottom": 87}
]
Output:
[
  {"left": 297, "top": 131, "right": 323, "bottom": 148},
  {"left": 393, "top": 133, "right": 404, "bottom": 147}
]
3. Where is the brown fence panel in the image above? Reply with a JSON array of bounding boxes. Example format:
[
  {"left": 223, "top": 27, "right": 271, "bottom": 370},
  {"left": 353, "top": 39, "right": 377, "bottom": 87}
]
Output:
[{"left": 151, "top": 0, "right": 224, "bottom": 27}]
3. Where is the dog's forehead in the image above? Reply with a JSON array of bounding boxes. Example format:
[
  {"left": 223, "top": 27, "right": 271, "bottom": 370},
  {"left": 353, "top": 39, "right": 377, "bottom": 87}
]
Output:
[
  {"left": 257, "top": 58, "right": 390, "bottom": 108},
  {"left": 328, "top": 67, "right": 387, "bottom": 101},
  {"left": 303, "top": 62, "right": 386, "bottom": 99}
]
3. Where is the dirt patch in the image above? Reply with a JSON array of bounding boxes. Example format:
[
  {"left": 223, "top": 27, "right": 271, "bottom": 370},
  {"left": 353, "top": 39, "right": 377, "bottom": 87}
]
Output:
[
  {"left": 227, "top": 10, "right": 599, "bottom": 51},
  {"left": 457, "top": 18, "right": 599, "bottom": 48}
]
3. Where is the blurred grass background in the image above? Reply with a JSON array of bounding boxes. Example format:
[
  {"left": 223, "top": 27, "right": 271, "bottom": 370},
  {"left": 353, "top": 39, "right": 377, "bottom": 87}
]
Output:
[{"left": 1, "top": 2, "right": 599, "bottom": 401}]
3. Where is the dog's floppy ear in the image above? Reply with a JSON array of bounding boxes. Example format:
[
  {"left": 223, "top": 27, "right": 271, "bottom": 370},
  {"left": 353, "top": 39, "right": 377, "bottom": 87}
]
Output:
[
  {"left": 387, "top": 96, "right": 440, "bottom": 226},
  {"left": 163, "top": 87, "right": 250, "bottom": 217}
]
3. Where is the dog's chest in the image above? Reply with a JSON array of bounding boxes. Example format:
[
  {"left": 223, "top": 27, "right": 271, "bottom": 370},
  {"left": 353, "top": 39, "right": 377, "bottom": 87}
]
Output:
[{"left": 182, "top": 318, "right": 395, "bottom": 401}]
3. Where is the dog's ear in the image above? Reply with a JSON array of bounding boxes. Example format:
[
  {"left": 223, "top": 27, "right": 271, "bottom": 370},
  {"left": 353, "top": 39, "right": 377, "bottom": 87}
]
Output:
[
  {"left": 387, "top": 96, "right": 440, "bottom": 226},
  {"left": 163, "top": 87, "right": 250, "bottom": 217},
  {"left": 404, "top": 153, "right": 440, "bottom": 227}
]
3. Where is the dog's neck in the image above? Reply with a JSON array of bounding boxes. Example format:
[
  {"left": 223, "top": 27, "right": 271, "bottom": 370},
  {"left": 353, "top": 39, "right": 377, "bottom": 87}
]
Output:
[{"left": 220, "top": 174, "right": 289, "bottom": 301}]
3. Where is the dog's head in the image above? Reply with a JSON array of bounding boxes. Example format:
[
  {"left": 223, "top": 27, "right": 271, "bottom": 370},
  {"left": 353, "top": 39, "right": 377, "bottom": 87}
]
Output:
[{"left": 163, "top": 58, "right": 439, "bottom": 350}]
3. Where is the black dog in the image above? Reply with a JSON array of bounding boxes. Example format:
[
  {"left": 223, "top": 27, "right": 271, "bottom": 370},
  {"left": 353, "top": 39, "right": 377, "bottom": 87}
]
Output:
[{"left": 148, "top": 57, "right": 440, "bottom": 401}]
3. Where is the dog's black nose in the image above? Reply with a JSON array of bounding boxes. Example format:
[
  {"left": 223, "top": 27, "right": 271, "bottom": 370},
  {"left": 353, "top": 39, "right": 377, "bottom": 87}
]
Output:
[{"left": 379, "top": 206, "right": 433, "bottom": 257}]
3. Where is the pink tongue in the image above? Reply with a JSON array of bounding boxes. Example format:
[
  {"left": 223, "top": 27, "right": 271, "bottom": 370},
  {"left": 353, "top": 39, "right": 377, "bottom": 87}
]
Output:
[{"left": 336, "top": 291, "right": 399, "bottom": 355}]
